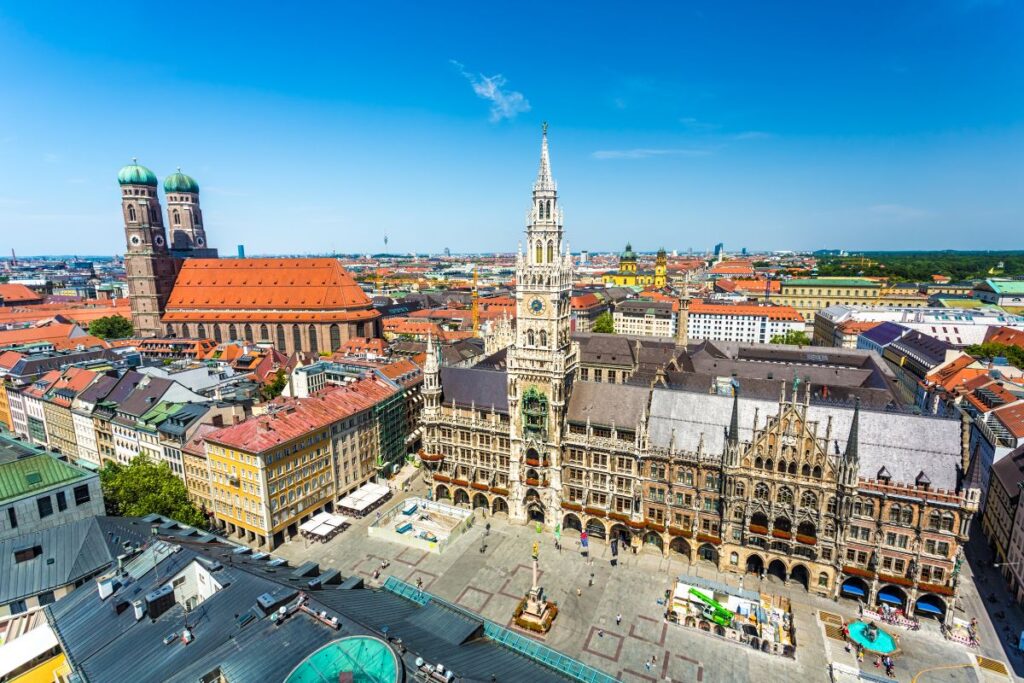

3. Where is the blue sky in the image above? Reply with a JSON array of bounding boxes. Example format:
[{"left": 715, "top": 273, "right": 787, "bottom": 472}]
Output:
[{"left": 0, "top": 1, "right": 1021, "bottom": 256}]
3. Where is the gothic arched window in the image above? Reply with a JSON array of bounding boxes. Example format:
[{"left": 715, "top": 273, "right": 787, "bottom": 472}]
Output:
[
  {"left": 527, "top": 329, "right": 535, "bottom": 346},
  {"left": 213, "top": 325, "right": 223, "bottom": 343},
  {"left": 801, "top": 463, "right": 811, "bottom": 477},
  {"left": 776, "top": 487, "right": 793, "bottom": 505},
  {"left": 127, "top": 204, "right": 137, "bottom": 222},
  {"left": 735, "top": 481, "right": 745, "bottom": 497},
  {"left": 292, "top": 325, "right": 302, "bottom": 352},
  {"left": 276, "top": 324, "right": 286, "bottom": 350},
  {"left": 329, "top": 324, "right": 341, "bottom": 352},
  {"left": 901, "top": 507, "right": 913, "bottom": 525},
  {"left": 172, "top": 209, "right": 180, "bottom": 225},
  {"left": 888, "top": 504, "right": 901, "bottom": 523},
  {"left": 244, "top": 324, "right": 253, "bottom": 342},
  {"left": 228, "top": 324, "right": 237, "bottom": 341},
  {"left": 812, "top": 465, "right": 822, "bottom": 479},
  {"left": 259, "top": 324, "right": 268, "bottom": 341},
  {"left": 547, "top": 240, "right": 554, "bottom": 263},
  {"left": 539, "top": 330, "right": 547, "bottom": 347},
  {"left": 308, "top": 325, "right": 318, "bottom": 354},
  {"left": 777, "top": 459, "right": 787, "bottom": 473},
  {"left": 788, "top": 461, "right": 797, "bottom": 475},
  {"left": 800, "top": 491, "right": 817, "bottom": 509},
  {"left": 535, "top": 241, "right": 543, "bottom": 264},
  {"left": 754, "top": 483, "right": 770, "bottom": 500},
  {"left": 197, "top": 323, "right": 207, "bottom": 338}
]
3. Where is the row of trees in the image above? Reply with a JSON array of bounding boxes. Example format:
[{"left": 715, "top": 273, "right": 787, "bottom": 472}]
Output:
[
  {"left": 966, "top": 342, "right": 1024, "bottom": 371},
  {"left": 817, "top": 251, "right": 1024, "bottom": 283}
]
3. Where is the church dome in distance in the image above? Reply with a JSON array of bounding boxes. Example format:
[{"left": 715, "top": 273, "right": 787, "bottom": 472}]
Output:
[
  {"left": 621, "top": 243, "right": 636, "bottom": 260},
  {"left": 117, "top": 159, "right": 158, "bottom": 187},
  {"left": 163, "top": 168, "right": 199, "bottom": 194}
]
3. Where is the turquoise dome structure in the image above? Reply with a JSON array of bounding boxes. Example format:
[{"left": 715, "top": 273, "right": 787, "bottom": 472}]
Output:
[
  {"left": 621, "top": 243, "right": 637, "bottom": 260},
  {"left": 163, "top": 168, "right": 199, "bottom": 194},
  {"left": 117, "top": 160, "right": 158, "bottom": 187}
]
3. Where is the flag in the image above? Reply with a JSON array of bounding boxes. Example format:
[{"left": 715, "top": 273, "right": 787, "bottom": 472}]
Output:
[{"left": 581, "top": 535, "right": 589, "bottom": 549}]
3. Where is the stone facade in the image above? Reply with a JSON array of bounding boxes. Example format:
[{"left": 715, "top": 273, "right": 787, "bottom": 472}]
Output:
[{"left": 419, "top": 128, "right": 980, "bottom": 623}]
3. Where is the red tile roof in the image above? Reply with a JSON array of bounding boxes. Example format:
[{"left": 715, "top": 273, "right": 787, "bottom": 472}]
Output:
[
  {"left": 165, "top": 258, "right": 374, "bottom": 311},
  {"left": 205, "top": 376, "right": 397, "bottom": 453},
  {"left": 994, "top": 402, "right": 1024, "bottom": 439},
  {"left": 985, "top": 326, "right": 1024, "bottom": 349},
  {"left": 0, "top": 284, "right": 44, "bottom": 305},
  {"left": 689, "top": 302, "right": 803, "bottom": 321}
]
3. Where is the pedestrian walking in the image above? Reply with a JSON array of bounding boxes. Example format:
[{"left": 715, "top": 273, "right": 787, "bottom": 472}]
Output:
[
  {"left": 616, "top": 613, "right": 622, "bottom": 626},
  {"left": 644, "top": 659, "right": 652, "bottom": 672},
  {"left": 577, "top": 587, "right": 582, "bottom": 597},
  {"left": 589, "top": 573, "right": 594, "bottom": 587},
  {"left": 598, "top": 629, "right": 604, "bottom": 638}
]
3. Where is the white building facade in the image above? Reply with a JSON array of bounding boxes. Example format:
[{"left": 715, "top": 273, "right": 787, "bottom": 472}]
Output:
[{"left": 687, "top": 302, "right": 805, "bottom": 344}]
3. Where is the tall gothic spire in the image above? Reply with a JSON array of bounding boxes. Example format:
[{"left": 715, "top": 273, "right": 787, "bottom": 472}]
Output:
[
  {"left": 844, "top": 398, "right": 860, "bottom": 462},
  {"left": 534, "top": 122, "right": 554, "bottom": 192},
  {"left": 728, "top": 385, "right": 740, "bottom": 447}
]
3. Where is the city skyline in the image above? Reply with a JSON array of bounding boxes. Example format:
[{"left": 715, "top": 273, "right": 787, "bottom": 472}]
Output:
[{"left": 1, "top": 2, "right": 1022, "bottom": 256}]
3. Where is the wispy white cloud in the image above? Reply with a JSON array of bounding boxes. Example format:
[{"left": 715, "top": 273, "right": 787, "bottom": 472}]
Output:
[
  {"left": 679, "top": 117, "right": 720, "bottom": 133},
  {"left": 591, "top": 148, "right": 713, "bottom": 160},
  {"left": 450, "top": 60, "right": 530, "bottom": 122},
  {"left": 867, "top": 204, "right": 932, "bottom": 221},
  {"left": 731, "top": 131, "right": 775, "bottom": 141}
]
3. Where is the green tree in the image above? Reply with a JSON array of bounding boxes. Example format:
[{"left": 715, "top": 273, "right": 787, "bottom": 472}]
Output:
[
  {"left": 770, "top": 329, "right": 812, "bottom": 346},
  {"left": 88, "top": 314, "right": 133, "bottom": 339},
  {"left": 592, "top": 311, "right": 615, "bottom": 334},
  {"left": 966, "top": 342, "right": 1024, "bottom": 370},
  {"left": 99, "top": 455, "right": 206, "bottom": 527},
  {"left": 260, "top": 368, "right": 288, "bottom": 401}
]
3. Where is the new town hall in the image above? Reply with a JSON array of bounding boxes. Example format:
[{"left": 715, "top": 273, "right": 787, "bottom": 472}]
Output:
[{"left": 420, "top": 128, "right": 980, "bottom": 622}]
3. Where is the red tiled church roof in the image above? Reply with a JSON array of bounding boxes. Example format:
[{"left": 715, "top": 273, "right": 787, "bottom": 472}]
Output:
[{"left": 165, "top": 258, "right": 373, "bottom": 311}]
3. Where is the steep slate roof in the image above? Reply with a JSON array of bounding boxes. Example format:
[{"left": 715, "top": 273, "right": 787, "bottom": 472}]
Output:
[
  {"left": 860, "top": 321, "right": 909, "bottom": 347},
  {"left": 165, "top": 258, "right": 372, "bottom": 311},
  {"left": 0, "top": 453, "right": 88, "bottom": 504},
  {"left": 566, "top": 381, "right": 650, "bottom": 429},
  {"left": 74, "top": 373, "right": 118, "bottom": 405},
  {"left": 647, "top": 388, "right": 963, "bottom": 491},
  {"left": 439, "top": 366, "right": 508, "bottom": 414},
  {"left": 0, "top": 516, "right": 147, "bottom": 605}
]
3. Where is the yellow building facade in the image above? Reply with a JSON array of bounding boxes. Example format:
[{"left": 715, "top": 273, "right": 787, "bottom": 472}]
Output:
[{"left": 602, "top": 245, "right": 667, "bottom": 288}]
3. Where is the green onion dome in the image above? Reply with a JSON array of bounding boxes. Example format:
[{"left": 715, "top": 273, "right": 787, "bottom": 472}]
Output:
[
  {"left": 163, "top": 168, "right": 199, "bottom": 194},
  {"left": 117, "top": 159, "right": 158, "bottom": 187}
]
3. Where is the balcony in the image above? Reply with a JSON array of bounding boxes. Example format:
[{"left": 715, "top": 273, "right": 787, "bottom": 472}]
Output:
[
  {"left": 470, "top": 482, "right": 489, "bottom": 491},
  {"left": 524, "top": 477, "right": 549, "bottom": 487},
  {"left": 490, "top": 486, "right": 510, "bottom": 496},
  {"left": 561, "top": 501, "right": 583, "bottom": 512},
  {"left": 748, "top": 524, "right": 768, "bottom": 535},
  {"left": 696, "top": 533, "right": 721, "bottom": 545},
  {"left": 796, "top": 534, "right": 817, "bottom": 546},
  {"left": 585, "top": 506, "right": 607, "bottom": 517},
  {"left": 433, "top": 473, "right": 451, "bottom": 483},
  {"left": 842, "top": 565, "right": 875, "bottom": 579},
  {"left": 771, "top": 529, "right": 792, "bottom": 540},
  {"left": 419, "top": 451, "right": 444, "bottom": 463},
  {"left": 668, "top": 526, "right": 691, "bottom": 537}
]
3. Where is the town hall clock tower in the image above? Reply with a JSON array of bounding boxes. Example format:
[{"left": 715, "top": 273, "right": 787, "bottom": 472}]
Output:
[{"left": 507, "top": 125, "right": 578, "bottom": 525}]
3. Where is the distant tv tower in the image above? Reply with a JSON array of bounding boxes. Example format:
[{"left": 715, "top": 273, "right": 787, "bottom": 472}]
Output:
[{"left": 10, "top": 249, "right": 16, "bottom": 267}]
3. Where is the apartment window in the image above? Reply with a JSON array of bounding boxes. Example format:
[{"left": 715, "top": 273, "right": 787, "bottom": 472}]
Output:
[
  {"left": 37, "top": 590, "right": 56, "bottom": 606},
  {"left": 7, "top": 507, "right": 16, "bottom": 529},
  {"left": 56, "top": 491, "right": 67, "bottom": 512},
  {"left": 37, "top": 496, "right": 53, "bottom": 519}
]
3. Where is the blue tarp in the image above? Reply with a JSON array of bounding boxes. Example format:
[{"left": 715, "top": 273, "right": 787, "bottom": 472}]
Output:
[
  {"left": 841, "top": 583, "right": 866, "bottom": 597},
  {"left": 878, "top": 590, "right": 904, "bottom": 605}
]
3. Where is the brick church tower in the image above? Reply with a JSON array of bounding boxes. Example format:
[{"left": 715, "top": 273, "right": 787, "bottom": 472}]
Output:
[{"left": 119, "top": 160, "right": 180, "bottom": 338}]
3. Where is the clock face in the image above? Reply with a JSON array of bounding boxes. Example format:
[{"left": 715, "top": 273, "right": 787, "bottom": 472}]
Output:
[{"left": 529, "top": 298, "right": 544, "bottom": 314}]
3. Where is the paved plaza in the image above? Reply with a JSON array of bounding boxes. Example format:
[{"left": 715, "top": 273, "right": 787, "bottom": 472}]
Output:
[{"left": 271, "top": 483, "right": 1017, "bottom": 683}]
